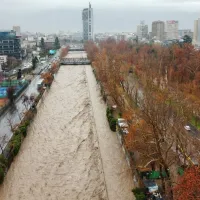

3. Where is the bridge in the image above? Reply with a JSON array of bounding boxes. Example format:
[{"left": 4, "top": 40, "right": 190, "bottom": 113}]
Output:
[
  {"left": 69, "top": 44, "right": 84, "bottom": 51},
  {"left": 60, "top": 58, "right": 91, "bottom": 65},
  {"left": 69, "top": 48, "right": 84, "bottom": 51}
]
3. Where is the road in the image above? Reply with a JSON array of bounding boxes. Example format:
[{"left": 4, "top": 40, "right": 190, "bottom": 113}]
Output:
[
  {"left": 2, "top": 57, "right": 32, "bottom": 77},
  {"left": 0, "top": 51, "right": 60, "bottom": 150}
]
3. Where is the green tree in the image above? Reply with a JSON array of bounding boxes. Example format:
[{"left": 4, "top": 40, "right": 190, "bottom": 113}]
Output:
[
  {"left": 32, "top": 56, "right": 38, "bottom": 70},
  {"left": 134, "top": 35, "right": 138, "bottom": 44},
  {"left": 54, "top": 37, "right": 61, "bottom": 49},
  {"left": 40, "top": 37, "right": 45, "bottom": 50},
  {"left": 183, "top": 35, "right": 192, "bottom": 44}
]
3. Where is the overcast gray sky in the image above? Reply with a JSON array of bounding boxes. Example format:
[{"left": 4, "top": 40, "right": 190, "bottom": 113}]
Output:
[{"left": 0, "top": 0, "right": 200, "bottom": 33}]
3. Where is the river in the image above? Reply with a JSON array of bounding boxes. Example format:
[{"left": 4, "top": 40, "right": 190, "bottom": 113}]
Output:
[{"left": 0, "top": 51, "right": 134, "bottom": 200}]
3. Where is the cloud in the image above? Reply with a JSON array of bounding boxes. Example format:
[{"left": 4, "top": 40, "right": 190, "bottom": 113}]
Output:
[
  {"left": 0, "top": 0, "right": 198, "bottom": 32},
  {"left": 1, "top": 0, "right": 200, "bottom": 11}
]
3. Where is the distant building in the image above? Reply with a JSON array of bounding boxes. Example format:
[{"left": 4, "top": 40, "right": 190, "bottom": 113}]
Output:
[
  {"left": 0, "top": 30, "right": 21, "bottom": 59},
  {"left": 198, "top": 19, "right": 200, "bottom": 45},
  {"left": 166, "top": 20, "right": 179, "bottom": 40},
  {"left": 137, "top": 21, "right": 148, "bottom": 40},
  {"left": 44, "top": 39, "right": 55, "bottom": 50},
  {"left": 27, "top": 36, "right": 35, "bottom": 42},
  {"left": 13, "top": 26, "right": 21, "bottom": 37},
  {"left": 0, "top": 55, "right": 7, "bottom": 67},
  {"left": 193, "top": 20, "right": 198, "bottom": 45},
  {"left": 178, "top": 29, "right": 193, "bottom": 38},
  {"left": 117, "top": 34, "right": 126, "bottom": 41},
  {"left": 82, "top": 3, "right": 93, "bottom": 41},
  {"left": 152, "top": 21, "right": 165, "bottom": 41},
  {"left": 193, "top": 18, "right": 200, "bottom": 45},
  {"left": 72, "top": 32, "right": 83, "bottom": 41}
]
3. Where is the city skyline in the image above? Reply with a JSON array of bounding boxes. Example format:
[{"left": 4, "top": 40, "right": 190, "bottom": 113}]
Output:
[{"left": 0, "top": 0, "right": 199, "bottom": 33}]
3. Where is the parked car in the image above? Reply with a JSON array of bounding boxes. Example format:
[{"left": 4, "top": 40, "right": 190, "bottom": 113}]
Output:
[
  {"left": 121, "top": 127, "right": 129, "bottom": 135},
  {"left": 147, "top": 192, "right": 163, "bottom": 200},
  {"left": 37, "top": 79, "right": 44, "bottom": 90},
  {"left": 12, "top": 69, "right": 17, "bottom": 74},
  {"left": 184, "top": 125, "right": 191, "bottom": 131},
  {"left": 117, "top": 118, "right": 128, "bottom": 128},
  {"left": 143, "top": 179, "right": 159, "bottom": 193}
]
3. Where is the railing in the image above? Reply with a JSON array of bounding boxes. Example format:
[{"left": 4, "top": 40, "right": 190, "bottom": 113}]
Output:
[
  {"left": 60, "top": 58, "right": 91, "bottom": 65},
  {"left": 69, "top": 45, "right": 84, "bottom": 51},
  {"left": 69, "top": 48, "right": 84, "bottom": 51}
]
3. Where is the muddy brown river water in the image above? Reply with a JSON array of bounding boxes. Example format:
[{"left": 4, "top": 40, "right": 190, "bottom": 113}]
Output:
[{"left": 0, "top": 52, "right": 134, "bottom": 200}]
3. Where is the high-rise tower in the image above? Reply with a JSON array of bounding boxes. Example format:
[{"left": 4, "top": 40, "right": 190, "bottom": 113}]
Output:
[
  {"left": 166, "top": 20, "right": 179, "bottom": 40},
  {"left": 152, "top": 21, "right": 165, "bottom": 41},
  {"left": 137, "top": 21, "right": 148, "bottom": 40},
  {"left": 82, "top": 3, "right": 93, "bottom": 41}
]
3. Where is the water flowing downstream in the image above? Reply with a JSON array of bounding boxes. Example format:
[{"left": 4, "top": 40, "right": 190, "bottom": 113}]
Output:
[{"left": 0, "top": 51, "right": 134, "bottom": 200}]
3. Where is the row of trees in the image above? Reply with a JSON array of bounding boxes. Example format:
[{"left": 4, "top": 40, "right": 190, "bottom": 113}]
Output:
[{"left": 85, "top": 40, "right": 200, "bottom": 199}]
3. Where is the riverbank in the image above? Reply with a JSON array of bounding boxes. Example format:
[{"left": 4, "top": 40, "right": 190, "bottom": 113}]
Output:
[{"left": 85, "top": 66, "right": 134, "bottom": 200}]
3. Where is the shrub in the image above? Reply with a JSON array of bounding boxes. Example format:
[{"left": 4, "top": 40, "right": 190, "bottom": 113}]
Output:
[
  {"left": 108, "top": 115, "right": 113, "bottom": 123},
  {"left": 106, "top": 107, "right": 112, "bottom": 117},
  {"left": 0, "top": 167, "right": 5, "bottom": 184},
  {"left": 135, "top": 193, "right": 146, "bottom": 200},
  {"left": 24, "top": 120, "right": 30, "bottom": 127},
  {"left": 106, "top": 107, "right": 110, "bottom": 116},
  {"left": 106, "top": 107, "right": 116, "bottom": 132},
  {"left": 10, "top": 134, "right": 22, "bottom": 157},
  {"left": 14, "top": 129, "right": 21, "bottom": 135},
  {"left": 103, "top": 94, "right": 107, "bottom": 102},
  {"left": 132, "top": 188, "right": 146, "bottom": 200},
  {"left": 109, "top": 118, "right": 117, "bottom": 132},
  {"left": 0, "top": 154, "right": 7, "bottom": 169},
  {"left": 19, "top": 125, "right": 27, "bottom": 137}
]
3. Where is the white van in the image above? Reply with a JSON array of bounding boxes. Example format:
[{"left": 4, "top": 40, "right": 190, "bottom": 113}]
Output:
[{"left": 37, "top": 79, "right": 44, "bottom": 90}]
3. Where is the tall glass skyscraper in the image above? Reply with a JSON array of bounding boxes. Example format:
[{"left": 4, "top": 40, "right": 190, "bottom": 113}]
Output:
[{"left": 82, "top": 3, "right": 93, "bottom": 41}]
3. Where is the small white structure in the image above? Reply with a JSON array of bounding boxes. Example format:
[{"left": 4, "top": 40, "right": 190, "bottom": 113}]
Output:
[{"left": 0, "top": 55, "right": 8, "bottom": 70}]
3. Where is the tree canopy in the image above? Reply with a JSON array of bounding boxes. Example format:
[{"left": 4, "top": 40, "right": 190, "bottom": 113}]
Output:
[
  {"left": 40, "top": 37, "right": 45, "bottom": 50},
  {"left": 173, "top": 166, "right": 200, "bottom": 200},
  {"left": 183, "top": 35, "right": 192, "bottom": 44},
  {"left": 54, "top": 37, "right": 61, "bottom": 50},
  {"left": 32, "top": 56, "right": 38, "bottom": 70}
]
